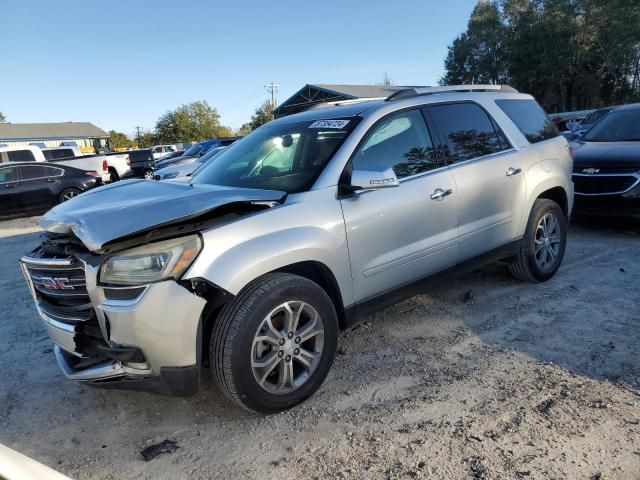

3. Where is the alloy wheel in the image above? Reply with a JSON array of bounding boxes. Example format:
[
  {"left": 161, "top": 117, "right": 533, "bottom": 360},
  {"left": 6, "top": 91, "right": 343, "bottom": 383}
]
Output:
[
  {"left": 534, "top": 213, "right": 561, "bottom": 270},
  {"left": 251, "top": 301, "right": 324, "bottom": 394},
  {"left": 144, "top": 170, "right": 154, "bottom": 180},
  {"left": 62, "top": 191, "right": 78, "bottom": 201}
]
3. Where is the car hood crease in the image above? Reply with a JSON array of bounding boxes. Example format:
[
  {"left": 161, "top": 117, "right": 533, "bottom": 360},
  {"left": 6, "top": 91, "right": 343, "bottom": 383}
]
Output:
[{"left": 39, "top": 180, "right": 286, "bottom": 252}]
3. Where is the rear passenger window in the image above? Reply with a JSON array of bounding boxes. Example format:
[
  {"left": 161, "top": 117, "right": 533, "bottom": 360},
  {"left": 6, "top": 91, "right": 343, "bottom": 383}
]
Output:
[
  {"left": 495, "top": 99, "right": 559, "bottom": 143},
  {"left": 7, "top": 150, "right": 36, "bottom": 163},
  {"left": 354, "top": 109, "right": 438, "bottom": 179},
  {"left": 20, "top": 165, "right": 49, "bottom": 180},
  {"left": 428, "top": 103, "right": 507, "bottom": 164}
]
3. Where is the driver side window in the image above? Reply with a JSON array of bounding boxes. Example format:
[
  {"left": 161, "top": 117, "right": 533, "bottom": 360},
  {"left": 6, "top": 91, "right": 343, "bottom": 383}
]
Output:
[{"left": 353, "top": 110, "right": 438, "bottom": 179}]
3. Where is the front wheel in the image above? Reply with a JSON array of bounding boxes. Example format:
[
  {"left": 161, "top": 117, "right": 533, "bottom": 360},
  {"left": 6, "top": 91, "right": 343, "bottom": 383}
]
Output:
[
  {"left": 508, "top": 198, "right": 567, "bottom": 282},
  {"left": 210, "top": 273, "right": 338, "bottom": 413},
  {"left": 143, "top": 169, "right": 155, "bottom": 180}
]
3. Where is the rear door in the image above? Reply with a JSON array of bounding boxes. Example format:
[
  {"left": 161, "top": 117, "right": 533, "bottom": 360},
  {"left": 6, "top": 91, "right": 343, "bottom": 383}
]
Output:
[
  {"left": 17, "top": 165, "right": 62, "bottom": 210},
  {"left": 0, "top": 165, "right": 21, "bottom": 216},
  {"left": 340, "top": 108, "right": 460, "bottom": 303},
  {"left": 425, "top": 102, "right": 526, "bottom": 261}
]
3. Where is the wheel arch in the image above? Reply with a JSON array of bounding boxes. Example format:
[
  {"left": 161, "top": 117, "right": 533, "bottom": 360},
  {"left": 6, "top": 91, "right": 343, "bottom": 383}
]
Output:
[{"left": 536, "top": 186, "right": 569, "bottom": 217}]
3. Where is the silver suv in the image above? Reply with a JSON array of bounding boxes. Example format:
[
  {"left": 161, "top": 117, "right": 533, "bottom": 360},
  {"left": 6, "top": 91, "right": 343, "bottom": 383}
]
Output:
[{"left": 21, "top": 85, "right": 573, "bottom": 413}]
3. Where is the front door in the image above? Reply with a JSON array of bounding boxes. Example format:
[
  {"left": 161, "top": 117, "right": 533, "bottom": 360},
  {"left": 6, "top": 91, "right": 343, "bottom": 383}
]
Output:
[
  {"left": 340, "top": 109, "right": 460, "bottom": 303},
  {"left": 426, "top": 102, "right": 526, "bottom": 261}
]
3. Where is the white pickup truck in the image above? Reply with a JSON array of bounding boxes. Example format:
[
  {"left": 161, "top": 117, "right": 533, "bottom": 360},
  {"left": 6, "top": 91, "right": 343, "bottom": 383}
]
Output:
[
  {"left": 0, "top": 146, "right": 130, "bottom": 183},
  {"left": 42, "top": 146, "right": 131, "bottom": 182}
]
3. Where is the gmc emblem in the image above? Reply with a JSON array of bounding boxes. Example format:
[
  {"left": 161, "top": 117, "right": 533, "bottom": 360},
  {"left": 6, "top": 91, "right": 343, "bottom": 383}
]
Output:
[{"left": 41, "top": 277, "right": 74, "bottom": 290}]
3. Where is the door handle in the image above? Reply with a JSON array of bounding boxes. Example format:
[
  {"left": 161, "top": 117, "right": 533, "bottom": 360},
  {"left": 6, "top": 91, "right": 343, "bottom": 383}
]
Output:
[
  {"left": 4, "top": 183, "right": 16, "bottom": 189},
  {"left": 430, "top": 188, "right": 453, "bottom": 201},
  {"left": 506, "top": 167, "right": 522, "bottom": 177}
]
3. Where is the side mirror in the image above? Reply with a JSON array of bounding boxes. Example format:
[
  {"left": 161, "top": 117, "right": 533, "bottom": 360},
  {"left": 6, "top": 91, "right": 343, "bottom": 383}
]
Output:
[{"left": 350, "top": 167, "right": 399, "bottom": 190}]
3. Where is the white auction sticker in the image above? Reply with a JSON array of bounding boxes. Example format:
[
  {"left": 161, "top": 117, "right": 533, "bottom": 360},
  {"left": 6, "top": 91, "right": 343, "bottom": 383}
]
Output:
[{"left": 309, "top": 119, "right": 350, "bottom": 129}]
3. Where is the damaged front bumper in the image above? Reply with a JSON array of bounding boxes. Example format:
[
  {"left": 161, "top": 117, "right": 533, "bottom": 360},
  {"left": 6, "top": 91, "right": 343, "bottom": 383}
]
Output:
[{"left": 20, "top": 254, "right": 206, "bottom": 395}]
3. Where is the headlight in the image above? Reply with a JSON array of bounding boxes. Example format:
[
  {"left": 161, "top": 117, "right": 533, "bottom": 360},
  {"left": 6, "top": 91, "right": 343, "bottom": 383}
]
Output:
[
  {"left": 163, "top": 171, "right": 179, "bottom": 179},
  {"left": 100, "top": 235, "right": 202, "bottom": 286}
]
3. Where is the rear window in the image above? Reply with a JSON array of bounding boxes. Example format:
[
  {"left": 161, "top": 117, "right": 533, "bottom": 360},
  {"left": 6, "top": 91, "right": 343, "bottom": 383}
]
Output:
[
  {"left": 128, "top": 150, "right": 154, "bottom": 162},
  {"left": 495, "top": 99, "right": 559, "bottom": 144},
  {"left": 7, "top": 150, "right": 36, "bottom": 163},
  {"left": 43, "top": 149, "right": 75, "bottom": 160}
]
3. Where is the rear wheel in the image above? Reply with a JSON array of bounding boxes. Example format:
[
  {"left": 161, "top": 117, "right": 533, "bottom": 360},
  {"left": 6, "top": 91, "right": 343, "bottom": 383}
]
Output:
[
  {"left": 508, "top": 199, "right": 567, "bottom": 282},
  {"left": 58, "top": 188, "right": 81, "bottom": 203},
  {"left": 108, "top": 168, "right": 119, "bottom": 182},
  {"left": 210, "top": 273, "right": 338, "bottom": 413}
]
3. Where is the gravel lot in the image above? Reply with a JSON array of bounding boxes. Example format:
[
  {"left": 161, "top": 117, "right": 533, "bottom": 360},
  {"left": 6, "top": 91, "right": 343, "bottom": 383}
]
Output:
[{"left": 1, "top": 216, "right": 639, "bottom": 479}]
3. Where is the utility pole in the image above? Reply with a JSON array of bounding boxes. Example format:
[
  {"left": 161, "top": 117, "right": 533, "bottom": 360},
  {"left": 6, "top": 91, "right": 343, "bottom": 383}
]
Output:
[
  {"left": 135, "top": 126, "right": 143, "bottom": 147},
  {"left": 265, "top": 82, "right": 279, "bottom": 108}
]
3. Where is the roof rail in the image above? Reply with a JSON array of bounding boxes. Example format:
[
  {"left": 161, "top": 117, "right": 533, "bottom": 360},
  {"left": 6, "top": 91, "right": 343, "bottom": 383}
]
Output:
[
  {"left": 306, "top": 97, "right": 386, "bottom": 111},
  {"left": 385, "top": 84, "right": 518, "bottom": 102}
]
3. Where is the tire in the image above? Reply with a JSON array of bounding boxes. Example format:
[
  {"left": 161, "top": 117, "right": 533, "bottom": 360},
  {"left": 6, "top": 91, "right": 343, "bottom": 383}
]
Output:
[
  {"left": 108, "top": 168, "right": 119, "bottom": 182},
  {"left": 143, "top": 169, "right": 155, "bottom": 180},
  {"left": 58, "top": 188, "right": 81, "bottom": 204},
  {"left": 508, "top": 198, "right": 567, "bottom": 282},
  {"left": 210, "top": 273, "right": 338, "bottom": 414}
]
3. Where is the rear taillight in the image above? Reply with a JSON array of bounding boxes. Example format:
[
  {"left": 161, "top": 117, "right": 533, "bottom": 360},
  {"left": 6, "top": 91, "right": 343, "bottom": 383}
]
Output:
[
  {"left": 126, "top": 154, "right": 130, "bottom": 166},
  {"left": 88, "top": 171, "right": 99, "bottom": 177}
]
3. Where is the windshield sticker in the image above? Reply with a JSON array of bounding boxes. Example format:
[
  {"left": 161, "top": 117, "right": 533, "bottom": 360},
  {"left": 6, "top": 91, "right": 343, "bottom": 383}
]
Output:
[{"left": 309, "top": 120, "right": 350, "bottom": 129}]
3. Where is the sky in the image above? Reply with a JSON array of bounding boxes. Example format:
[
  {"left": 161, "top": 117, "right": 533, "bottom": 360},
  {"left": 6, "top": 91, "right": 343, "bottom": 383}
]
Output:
[{"left": 0, "top": 0, "right": 477, "bottom": 137}]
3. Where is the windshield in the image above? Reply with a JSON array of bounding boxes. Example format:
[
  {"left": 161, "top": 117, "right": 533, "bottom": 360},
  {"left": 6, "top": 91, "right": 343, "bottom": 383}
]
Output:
[
  {"left": 582, "top": 110, "right": 640, "bottom": 142},
  {"left": 197, "top": 146, "right": 225, "bottom": 164},
  {"left": 192, "top": 118, "right": 357, "bottom": 193},
  {"left": 583, "top": 108, "right": 611, "bottom": 125},
  {"left": 184, "top": 143, "right": 203, "bottom": 157}
]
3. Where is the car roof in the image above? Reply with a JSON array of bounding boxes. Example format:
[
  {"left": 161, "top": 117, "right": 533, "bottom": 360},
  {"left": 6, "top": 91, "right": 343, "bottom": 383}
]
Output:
[
  {"left": 0, "top": 145, "right": 41, "bottom": 152},
  {"left": 610, "top": 103, "right": 640, "bottom": 112},
  {"left": 271, "top": 88, "right": 532, "bottom": 126}
]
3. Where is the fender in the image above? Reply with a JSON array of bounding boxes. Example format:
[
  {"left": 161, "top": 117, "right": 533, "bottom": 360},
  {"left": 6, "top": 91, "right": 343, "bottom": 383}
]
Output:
[{"left": 184, "top": 188, "right": 355, "bottom": 309}]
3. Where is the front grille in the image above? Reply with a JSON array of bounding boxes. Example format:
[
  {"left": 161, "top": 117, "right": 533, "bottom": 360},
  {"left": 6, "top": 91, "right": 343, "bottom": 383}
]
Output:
[
  {"left": 24, "top": 260, "right": 95, "bottom": 325},
  {"left": 573, "top": 165, "right": 640, "bottom": 174},
  {"left": 572, "top": 174, "right": 638, "bottom": 195}
]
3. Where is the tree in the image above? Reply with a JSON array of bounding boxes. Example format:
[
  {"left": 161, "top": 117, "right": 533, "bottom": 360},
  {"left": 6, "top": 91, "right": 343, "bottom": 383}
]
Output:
[
  {"left": 154, "top": 101, "right": 231, "bottom": 143},
  {"left": 377, "top": 72, "right": 394, "bottom": 86},
  {"left": 238, "top": 100, "right": 275, "bottom": 134},
  {"left": 108, "top": 130, "right": 135, "bottom": 149},
  {"left": 0, "top": 112, "right": 6, "bottom": 123},
  {"left": 441, "top": 0, "right": 640, "bottom": 112}
]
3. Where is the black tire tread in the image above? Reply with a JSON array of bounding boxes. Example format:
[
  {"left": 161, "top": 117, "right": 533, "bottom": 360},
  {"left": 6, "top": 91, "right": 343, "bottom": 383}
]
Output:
[
  {"left": 210, "top": 272, "right": 331, "bottom": 413},
  {"left": 508, "top": 198, "right": 564, "bottom": 283}
]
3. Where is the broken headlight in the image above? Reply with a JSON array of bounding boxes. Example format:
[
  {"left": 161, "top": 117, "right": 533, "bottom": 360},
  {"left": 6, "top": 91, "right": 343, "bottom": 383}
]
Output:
[{"left": 100, "top": 235, "right": 202, "bottom": 286}]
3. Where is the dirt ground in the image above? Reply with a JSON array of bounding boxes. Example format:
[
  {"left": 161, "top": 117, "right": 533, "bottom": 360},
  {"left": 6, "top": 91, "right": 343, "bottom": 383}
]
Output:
[{"left": 1, "top": 216, "right": 639, "bottom": 480}]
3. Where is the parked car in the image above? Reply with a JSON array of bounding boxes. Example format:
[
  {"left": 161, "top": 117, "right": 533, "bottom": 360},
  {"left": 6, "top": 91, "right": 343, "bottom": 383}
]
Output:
[
  {"left": 570, "top": 103, "right": 640, "bottom": 218},
  {"left": 0, "top": 162, "right": 102, "bottom": 219},
  {"left": 0, "top": 145, "right": 110, "bottom": 183},
  {"left": 154, "top": 146, "right": 226, "bottom": 180},
  {"left": 150, "top": 144, "right": 178, "bottom": 160},
  {"left": 155, "top": 149, "right": 184, "bottom": 163},
  {"left": 565, "top": 105, "right": 622, "bottom": 141},
  {"left": 155, "top": 138, "right": 240, "bottom": 170},
  {"left": 21, "top": 85, "right": 573, "bottom": 413},
  {"left": 121, "top": 149, "right": 156, "bottom": 179},
  {"left": 41, "top": 146, "right": 130, "bottom": 182}
]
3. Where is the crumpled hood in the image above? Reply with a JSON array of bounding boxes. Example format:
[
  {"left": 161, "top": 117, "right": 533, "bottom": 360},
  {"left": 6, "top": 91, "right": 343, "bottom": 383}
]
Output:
[{"left": 39, "top": 179, "right": 286, "bottom": 252}]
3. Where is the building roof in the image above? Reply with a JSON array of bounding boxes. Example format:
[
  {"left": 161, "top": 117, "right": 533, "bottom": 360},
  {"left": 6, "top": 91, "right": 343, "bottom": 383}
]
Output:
[
  {"left": 0, "top": 122, "right": 108, "bottom": 141},
  {"left": 274, "top": 83, "right": 427, "bottom": 117}
]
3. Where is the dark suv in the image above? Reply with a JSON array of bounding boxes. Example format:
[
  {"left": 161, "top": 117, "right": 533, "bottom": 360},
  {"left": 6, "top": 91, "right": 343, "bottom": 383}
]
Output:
[{"left": 121, "top": 149, "right": 156, "bottom": 180}]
